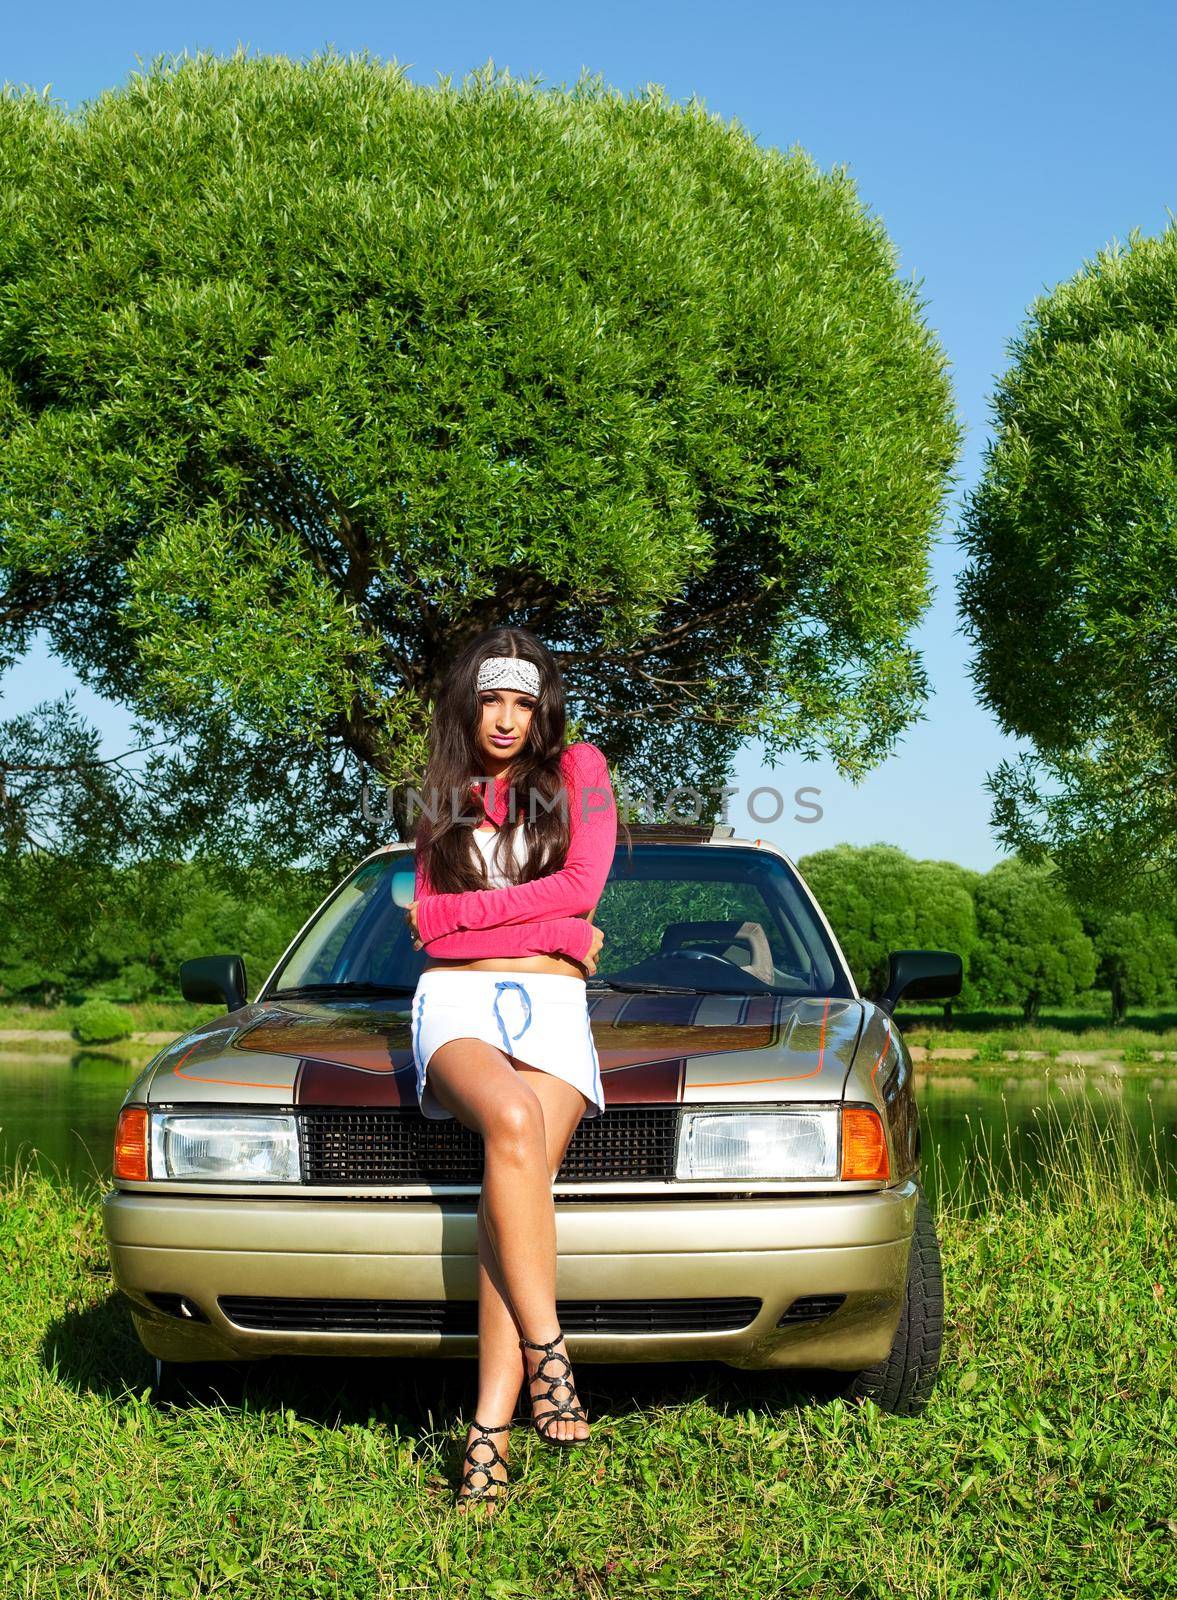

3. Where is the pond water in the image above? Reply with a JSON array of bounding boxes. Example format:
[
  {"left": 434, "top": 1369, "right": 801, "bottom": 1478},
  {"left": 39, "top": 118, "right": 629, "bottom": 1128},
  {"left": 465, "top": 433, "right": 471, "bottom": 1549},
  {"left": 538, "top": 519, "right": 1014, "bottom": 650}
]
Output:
[
  {"left": 913, "top": 1069, "right": 1176, "bottom": 1203},
  {"left": 1, "top": 1046, "right": 1174, "bottom": 1200}
]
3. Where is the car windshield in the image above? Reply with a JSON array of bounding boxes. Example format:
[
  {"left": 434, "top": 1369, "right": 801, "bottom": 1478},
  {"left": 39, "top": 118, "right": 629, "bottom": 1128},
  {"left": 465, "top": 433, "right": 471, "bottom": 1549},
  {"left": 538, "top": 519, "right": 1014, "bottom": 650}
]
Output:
[{"left": 263, "top": 843, "right": 855, "bottom": 1000}]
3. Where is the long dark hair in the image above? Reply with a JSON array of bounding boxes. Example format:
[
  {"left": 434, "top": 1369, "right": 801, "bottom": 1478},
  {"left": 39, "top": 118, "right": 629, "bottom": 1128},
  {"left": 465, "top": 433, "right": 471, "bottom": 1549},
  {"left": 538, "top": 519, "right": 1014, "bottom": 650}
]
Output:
[{"left": 414, "top": 626, "right": 575, "bottom": 893}]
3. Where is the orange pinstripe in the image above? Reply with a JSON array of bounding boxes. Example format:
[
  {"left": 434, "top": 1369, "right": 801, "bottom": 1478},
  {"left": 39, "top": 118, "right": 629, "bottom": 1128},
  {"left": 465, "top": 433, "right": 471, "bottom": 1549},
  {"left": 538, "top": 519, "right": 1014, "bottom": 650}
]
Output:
[{"left": 687, "top": 996, "right": 832, "bottom": 1088}]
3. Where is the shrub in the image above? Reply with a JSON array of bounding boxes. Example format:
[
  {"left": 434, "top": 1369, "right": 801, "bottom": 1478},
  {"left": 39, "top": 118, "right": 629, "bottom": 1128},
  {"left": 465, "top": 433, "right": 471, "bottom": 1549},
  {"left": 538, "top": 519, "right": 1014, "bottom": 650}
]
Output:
[{"left": 69, "top": 998, "right": 133, "bottom": 1044}]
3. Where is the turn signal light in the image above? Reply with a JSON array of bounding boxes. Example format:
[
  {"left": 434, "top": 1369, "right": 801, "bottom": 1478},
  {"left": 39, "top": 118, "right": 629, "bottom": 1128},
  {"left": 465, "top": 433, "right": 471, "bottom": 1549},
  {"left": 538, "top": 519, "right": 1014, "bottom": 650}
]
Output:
[
  {"left": 114, "top": 1107, "right": 149, "bottom": 1181},
  {"left": 841, "top": 1106, "right": 889, "bottom": 1181}
]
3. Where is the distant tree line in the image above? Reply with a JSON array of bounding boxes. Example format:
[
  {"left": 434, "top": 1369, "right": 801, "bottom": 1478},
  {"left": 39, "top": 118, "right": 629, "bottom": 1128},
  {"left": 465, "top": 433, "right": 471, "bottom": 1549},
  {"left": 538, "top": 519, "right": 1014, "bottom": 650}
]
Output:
[
  {"left": 797, "top": 843, "right": 1177, "bottom": 1025},
  {"left": 2, "top": 840, "right": 1173, "bottom": 1025},
  {"left": 0, "top": 854, "right": 330, "bottom": 1010}
]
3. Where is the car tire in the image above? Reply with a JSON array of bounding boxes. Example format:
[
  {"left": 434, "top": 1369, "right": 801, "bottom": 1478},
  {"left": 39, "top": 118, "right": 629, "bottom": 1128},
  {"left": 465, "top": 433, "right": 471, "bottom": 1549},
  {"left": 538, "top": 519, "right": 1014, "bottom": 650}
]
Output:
[
  {"left": 840, "top": 1182, "right": 944, "bottom": 1416},
  {"left": 150, "top": 1355, "right": 246, "bottom": 1408}
]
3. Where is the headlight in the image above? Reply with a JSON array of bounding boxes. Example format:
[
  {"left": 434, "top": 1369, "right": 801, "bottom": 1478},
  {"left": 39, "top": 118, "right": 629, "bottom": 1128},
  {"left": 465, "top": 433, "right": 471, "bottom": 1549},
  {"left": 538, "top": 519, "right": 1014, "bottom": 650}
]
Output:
[
  {"left": 675, "top": 1108, "right": 839, "bottom": 1180},
  {"left": 149, "top": 1114, "right": 301, "bottom": 1182}
]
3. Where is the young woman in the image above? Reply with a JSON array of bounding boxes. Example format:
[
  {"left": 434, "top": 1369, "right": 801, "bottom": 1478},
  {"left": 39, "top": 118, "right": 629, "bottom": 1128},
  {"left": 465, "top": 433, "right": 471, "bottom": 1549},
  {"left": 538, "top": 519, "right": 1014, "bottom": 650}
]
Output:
[{"left": 405, "top": 625, "right": 618, "bottom": 1513}]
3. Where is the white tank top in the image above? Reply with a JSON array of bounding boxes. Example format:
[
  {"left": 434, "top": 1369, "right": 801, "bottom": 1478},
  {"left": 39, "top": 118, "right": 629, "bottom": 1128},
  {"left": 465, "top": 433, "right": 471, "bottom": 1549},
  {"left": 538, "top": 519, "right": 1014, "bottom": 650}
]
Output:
[{"left": 471, "top": 823, "right": 530, "bottom": 889}]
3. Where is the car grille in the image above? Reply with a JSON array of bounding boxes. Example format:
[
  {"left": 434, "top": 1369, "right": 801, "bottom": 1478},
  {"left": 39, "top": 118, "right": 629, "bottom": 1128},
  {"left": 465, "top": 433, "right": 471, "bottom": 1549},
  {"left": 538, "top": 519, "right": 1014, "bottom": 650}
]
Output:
[
  {"left": 299, "top": 1105, "right": 680, "bottom": 1185},
  {"left": 776, "top": 1294, "right": 847, "bottom": 1326},
  {"left": 218, "top": 1295, "right": 761, "bottom": 1335}
]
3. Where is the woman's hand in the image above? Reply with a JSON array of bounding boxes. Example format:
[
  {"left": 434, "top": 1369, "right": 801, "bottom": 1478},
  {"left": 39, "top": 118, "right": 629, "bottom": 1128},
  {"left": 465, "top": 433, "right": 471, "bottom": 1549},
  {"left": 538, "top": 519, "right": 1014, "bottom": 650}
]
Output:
[
  {"left": 580, "top": 923, "right": 606, "bottom": 976},
  {"left": 405, "top": 900, "right": 422, "bottom": 950}
]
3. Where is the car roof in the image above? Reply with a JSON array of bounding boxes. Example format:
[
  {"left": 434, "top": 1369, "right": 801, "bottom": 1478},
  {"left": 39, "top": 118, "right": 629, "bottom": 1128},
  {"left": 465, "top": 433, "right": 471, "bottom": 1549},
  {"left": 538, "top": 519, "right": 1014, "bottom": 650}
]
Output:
[
  {"left": 367, "top": 823, "right": 784, "bottom": 858},
  {"left": 361, "top": 831, "right": 810, "bottom": 882}
]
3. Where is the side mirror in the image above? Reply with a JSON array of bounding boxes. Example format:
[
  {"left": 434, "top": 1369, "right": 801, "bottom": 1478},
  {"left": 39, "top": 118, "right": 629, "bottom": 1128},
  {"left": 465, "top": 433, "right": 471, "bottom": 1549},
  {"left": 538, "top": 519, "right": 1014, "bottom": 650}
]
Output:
[
  {"left": 180, "top": 954, "right": 248, "bottom": 1012},
  {"left": 876, "top": 950, "right": 962, "bottom": 1014}
]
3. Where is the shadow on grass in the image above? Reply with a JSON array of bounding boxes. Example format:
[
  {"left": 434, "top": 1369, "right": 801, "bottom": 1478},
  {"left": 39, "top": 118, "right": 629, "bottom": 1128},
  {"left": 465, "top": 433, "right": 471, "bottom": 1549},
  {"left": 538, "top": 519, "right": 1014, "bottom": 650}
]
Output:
[{"left": 45, "top": 1289, "right": 842, "bottom": 1435}]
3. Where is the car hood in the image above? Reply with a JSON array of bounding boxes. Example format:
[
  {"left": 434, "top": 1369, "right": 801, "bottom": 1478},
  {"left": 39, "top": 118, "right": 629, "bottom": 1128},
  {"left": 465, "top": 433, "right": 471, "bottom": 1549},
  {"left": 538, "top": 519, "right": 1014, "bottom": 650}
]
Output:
[{"left": 143, "top": 990, "right": 867, "bottom": 1109}]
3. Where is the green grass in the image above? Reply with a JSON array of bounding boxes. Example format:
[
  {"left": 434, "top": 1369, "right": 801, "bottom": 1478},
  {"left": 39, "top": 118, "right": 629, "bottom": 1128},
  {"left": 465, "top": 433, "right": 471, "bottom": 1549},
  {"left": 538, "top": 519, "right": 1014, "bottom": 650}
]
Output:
[
  {"left": 902, "top": 1013, "right": 1177, "bottom": 1058},
  {"left": 0, "top": 999, "right": 219, "bottom": 1035},
  {"left": 1, "top": 1107, "right": 1174, "bottom": 1598}
]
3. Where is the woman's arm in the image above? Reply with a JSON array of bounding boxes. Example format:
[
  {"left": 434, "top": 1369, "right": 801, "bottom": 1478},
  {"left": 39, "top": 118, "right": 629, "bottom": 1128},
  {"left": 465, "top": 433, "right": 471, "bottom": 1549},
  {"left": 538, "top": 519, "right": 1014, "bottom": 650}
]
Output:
[
  {"left": 416, "top": 914, "right": 598, "bottom": 966},
  {"left": 413, "top": 743, "right": 616, "bottom": 944}
]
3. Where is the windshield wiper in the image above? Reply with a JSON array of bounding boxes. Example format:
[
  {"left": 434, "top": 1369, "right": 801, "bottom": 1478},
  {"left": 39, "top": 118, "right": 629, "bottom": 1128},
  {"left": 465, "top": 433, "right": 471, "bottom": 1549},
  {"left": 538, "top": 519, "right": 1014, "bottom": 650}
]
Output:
[
  {"left": 588, "top": 979, "right": 811, "bottom": 997},
  {"left": 267, "top": 981, "right": 416, "bottom": 1000},
  {"left": 587, "top": 980, "right": 711, "bottom": 994}
]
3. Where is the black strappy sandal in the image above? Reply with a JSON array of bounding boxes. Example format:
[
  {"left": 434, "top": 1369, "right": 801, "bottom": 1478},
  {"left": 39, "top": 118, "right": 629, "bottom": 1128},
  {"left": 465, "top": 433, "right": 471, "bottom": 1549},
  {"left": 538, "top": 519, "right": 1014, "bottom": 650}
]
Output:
[
  {"left": 455, "top": 1418, "right": 512, "bottom": 1510},
  {"left": 519, "top": 1329, "right": 590, "bottom": 1447}
]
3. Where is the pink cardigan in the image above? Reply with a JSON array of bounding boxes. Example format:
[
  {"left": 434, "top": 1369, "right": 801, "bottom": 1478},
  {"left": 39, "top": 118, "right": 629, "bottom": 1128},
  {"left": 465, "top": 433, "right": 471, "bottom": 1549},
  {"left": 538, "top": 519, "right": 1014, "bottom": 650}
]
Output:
[{"left": 413, "top": 741, "right": 617, "bottom": 965}]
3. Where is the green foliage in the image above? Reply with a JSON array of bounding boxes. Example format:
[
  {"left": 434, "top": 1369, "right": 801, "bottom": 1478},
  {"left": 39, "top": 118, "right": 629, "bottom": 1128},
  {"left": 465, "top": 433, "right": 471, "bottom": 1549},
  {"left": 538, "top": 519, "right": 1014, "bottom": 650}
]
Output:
[
  {"left": 0, "top": 954, "right": 74, "bottom": 1007},
  {"left": 970, "top": 859, "right": 1096, "bottom": 1024},
  {"left": 796, "top": 843, "right": 977, "bottom": 999},
  {"left": 0, "top": 49, "right": 959, "bottom": 866},
  {"left": 793, "top": 845, "right": 1168, "bottom": 1025},
  {"left": 958, "top": 223, "right": 1177, "bottom": 908},
  {"left": 0, "top": 854, "right": 329, "bottom": 1004},
  {"left": 148, "top": 872, "right": 325, "bottom": 996},
  {"left": 1086, "top": 909, "right": 1177, "bottom": 1025},
  {"left": 68, "top": 997, "right": 132, "bottom": 1043},
  {"left": 86, "top": 960, "right": 158, "bottom": 1004}
]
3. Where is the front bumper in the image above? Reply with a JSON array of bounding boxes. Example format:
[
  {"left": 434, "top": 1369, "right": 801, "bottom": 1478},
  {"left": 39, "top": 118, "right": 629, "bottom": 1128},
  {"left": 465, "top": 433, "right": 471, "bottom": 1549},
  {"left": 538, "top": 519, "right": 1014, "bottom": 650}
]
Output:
[{"left": 103, "top": 1180, "right": 918, "bottom": 1371}]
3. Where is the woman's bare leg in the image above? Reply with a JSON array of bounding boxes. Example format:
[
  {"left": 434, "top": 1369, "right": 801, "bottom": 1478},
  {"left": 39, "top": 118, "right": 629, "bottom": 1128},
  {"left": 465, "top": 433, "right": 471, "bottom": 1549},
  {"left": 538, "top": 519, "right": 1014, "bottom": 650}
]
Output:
[
  {"left": 426, "top": 1037, "right": 540, "bottom": 1505},
  {"left": 426, "top": 1039, "right": 558, "bottom": 1329},
  {"left": 510, "top": 1063, "right": 593, "bottom": 1442},
  {"left": 469, "top": 1067, "right": 589, "bottom": 1435},
  {"left": 424, "top": 1040, "right": 591, "bottom": 1442},
  {"left": 471, "top": 1192, "right": 525, "bottom": 1425}
]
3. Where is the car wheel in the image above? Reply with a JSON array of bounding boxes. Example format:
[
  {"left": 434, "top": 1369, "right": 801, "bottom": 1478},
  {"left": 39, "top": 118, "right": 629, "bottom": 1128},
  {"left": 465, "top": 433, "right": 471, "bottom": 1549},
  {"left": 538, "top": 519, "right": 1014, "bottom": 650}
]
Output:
[
  {"left": 150, "top": 1355, "right": 246, "bottom": 1408},
  {"left": 840, "top": 1182, "right": 944, "bottom": 1416}
]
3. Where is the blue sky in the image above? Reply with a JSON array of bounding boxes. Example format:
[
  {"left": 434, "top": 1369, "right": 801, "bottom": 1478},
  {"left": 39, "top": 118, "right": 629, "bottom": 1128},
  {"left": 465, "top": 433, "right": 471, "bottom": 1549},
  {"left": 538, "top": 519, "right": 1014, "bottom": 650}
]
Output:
[{"left": 4, "top": 1, "right": 1175, "bottom": 869}]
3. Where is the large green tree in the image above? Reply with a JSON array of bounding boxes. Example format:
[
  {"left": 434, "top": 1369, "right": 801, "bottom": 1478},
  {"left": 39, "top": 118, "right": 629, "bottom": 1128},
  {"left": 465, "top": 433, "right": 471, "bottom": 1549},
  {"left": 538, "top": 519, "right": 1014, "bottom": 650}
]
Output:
[
  {"left": 969, "top": 858, "right": 1095, "bottom": 1024},
  {"left": 0, "top": 49, "right": 958, "bottom": 873},
  {"left": 1085, "top": 909, "right": 1177, "bottom": 1027},
  {"left": 796, "top": 842, "right": 977, "bottom": 1003},
  {"left": 957, "top": 225, "right": 1177, "bottom": 910}
]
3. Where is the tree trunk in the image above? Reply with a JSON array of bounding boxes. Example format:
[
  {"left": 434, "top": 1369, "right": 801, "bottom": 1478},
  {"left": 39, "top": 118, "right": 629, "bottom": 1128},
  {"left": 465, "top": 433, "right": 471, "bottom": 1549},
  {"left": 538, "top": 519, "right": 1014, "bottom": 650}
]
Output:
[
  {"left": 1023, "top": 990, "right": 1040, "bottom": 1026},
  {"left": 1110, "top": 978, "right": 1126, "bottom": 1027},
  {"left": 389, "top": 781, "right": 420, "bottom": 843}
]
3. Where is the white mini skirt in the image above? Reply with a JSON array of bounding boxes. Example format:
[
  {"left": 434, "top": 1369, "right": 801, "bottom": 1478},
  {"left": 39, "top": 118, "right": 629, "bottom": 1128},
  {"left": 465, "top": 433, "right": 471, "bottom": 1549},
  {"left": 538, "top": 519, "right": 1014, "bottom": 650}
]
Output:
[{"left": 409, "top": 968, "right": 604, "bottom": 1122}]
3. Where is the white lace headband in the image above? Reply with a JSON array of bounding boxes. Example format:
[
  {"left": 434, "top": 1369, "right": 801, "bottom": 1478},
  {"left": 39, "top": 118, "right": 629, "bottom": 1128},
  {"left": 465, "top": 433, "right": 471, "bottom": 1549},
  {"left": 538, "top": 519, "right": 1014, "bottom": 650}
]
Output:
[{"left": 475, "top": 656, "right": 541, "bottom": 697}]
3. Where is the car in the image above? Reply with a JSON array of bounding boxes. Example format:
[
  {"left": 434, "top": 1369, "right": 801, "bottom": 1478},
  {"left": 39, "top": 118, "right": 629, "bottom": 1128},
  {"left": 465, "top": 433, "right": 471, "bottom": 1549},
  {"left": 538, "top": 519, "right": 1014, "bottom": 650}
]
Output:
[{"left": 102, "top": 822, "right": 962, "bottom": 1414}]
